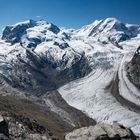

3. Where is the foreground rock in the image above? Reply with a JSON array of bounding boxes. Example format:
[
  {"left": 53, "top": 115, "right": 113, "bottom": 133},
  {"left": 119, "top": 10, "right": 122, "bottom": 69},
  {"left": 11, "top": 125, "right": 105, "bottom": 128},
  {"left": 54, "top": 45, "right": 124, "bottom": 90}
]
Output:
[
  {"left": 0, "top": 113, "right": 52, "bottom": 140},
  {"left": 65, "top": 123, "right": 139, "bottom": 140},
  {"left": 0, "top": 95, "right": 96, "bottom": 140}
]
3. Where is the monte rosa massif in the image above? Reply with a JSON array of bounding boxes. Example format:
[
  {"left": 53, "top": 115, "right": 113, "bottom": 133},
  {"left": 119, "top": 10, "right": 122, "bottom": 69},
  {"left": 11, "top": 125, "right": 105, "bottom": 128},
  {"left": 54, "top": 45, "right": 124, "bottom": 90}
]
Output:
[{"left": 0, "top": 18, "right": 140, "bottom": 139}]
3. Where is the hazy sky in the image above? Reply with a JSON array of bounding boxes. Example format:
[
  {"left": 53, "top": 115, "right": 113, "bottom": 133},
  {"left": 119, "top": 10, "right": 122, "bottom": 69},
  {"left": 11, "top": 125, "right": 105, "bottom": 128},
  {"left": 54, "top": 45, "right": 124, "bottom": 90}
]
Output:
[{"left": 0, "top": 0, "right": 140, "bottom": 31}]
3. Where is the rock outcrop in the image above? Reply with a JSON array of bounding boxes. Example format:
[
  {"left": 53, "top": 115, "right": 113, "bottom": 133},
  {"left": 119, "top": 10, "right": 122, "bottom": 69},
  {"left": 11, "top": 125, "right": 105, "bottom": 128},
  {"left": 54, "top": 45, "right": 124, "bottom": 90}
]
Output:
[
  {"left": 0, "top": 113, "right": 52, "bottom": 140},
  {"left": 65, "top": 123, "right": 139, "bottom": 140}
]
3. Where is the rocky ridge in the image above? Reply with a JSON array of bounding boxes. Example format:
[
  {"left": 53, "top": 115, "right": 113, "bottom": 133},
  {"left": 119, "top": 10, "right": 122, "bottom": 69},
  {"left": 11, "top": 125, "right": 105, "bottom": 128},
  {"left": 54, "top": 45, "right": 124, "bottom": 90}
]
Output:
[{"left": 65, "top": 123, "right": 140, "bottom": 140}]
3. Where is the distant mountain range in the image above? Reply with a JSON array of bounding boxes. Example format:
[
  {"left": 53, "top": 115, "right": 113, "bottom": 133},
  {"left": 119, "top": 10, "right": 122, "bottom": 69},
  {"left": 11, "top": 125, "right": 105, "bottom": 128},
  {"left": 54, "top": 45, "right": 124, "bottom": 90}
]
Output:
[{"left": 0, "top": 17, "right": 140, "bottom": 139}]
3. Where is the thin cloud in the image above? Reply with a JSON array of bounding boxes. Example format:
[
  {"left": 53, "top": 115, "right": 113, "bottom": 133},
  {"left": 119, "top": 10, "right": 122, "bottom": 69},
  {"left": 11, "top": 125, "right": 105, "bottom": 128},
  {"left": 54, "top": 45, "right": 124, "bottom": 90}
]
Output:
[{"left": 36, "top": 16, "right": 42, "bottom": 18}]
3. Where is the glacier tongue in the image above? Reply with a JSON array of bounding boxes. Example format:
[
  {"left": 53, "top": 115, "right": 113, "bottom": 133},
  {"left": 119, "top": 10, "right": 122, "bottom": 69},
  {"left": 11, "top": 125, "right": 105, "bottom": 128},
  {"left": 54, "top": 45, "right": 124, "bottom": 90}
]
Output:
[{"left": 58, "top": 38, "right": 140, "bottom": 135}]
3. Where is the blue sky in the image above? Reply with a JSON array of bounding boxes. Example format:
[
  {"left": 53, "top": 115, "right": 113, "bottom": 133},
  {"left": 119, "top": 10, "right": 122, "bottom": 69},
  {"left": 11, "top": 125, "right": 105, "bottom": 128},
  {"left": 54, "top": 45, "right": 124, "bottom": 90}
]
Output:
[{"left": 0, "top": 0, "right": 140, "bottom": 31}]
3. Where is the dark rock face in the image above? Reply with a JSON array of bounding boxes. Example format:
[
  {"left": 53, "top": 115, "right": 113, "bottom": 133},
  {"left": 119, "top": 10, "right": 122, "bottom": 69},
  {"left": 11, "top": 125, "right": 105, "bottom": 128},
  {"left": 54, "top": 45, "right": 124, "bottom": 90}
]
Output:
[
  {"left": 2, "top": 48, "right": 91, "bottom": 96},
  {"left": 65, "top": 123, "right": 139, "bottom": 140},
  {"left": 2, "top": 20, "right": 36, "bottom": 44},
  {"left": 0, "top": 120, "right": 8, "bottom": 137},
  {"left": 127, "top": 46, "right": 140, "bottom": 88},
  {"left": 25, "top": 37, "right": 42, "bottom": 48},
  {"left": 53, "top": 42, "right": 70, "bottom": 49},
  {"left": 48, "top": 23, "right": 60, "bottom": 34},
  {"left": 0, "top": 112, "right": 52, "bottom": 140}
]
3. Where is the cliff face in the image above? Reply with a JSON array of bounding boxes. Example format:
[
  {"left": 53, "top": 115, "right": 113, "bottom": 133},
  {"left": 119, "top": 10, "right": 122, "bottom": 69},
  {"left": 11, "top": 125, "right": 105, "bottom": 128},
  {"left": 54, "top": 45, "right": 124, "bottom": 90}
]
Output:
[{"left": 127, "top": 46, "right": 140, "bottom": 88}]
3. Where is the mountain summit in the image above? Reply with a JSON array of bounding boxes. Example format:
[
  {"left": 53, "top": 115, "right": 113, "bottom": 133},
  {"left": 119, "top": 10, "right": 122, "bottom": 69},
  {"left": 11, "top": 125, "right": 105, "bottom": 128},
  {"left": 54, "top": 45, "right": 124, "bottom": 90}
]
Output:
[
  {"left": 2, "top": 18, "right": 140, "bottom": 47},
  {"left": 76, "top": 17, "right": 140, "bottom": 43}
]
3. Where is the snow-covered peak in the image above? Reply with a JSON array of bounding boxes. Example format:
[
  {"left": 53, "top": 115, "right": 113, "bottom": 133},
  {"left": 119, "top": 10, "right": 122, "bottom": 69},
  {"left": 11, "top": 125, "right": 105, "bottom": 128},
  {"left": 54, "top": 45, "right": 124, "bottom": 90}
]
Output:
[
  {"left": 36, "top": 20, "right": 60, "bottom": 34},
  {"left": 1, "top": 19, "right": 36, "bottom": 44},
  {"left": 1, "top": 18, "right": 140, "bottom": 48},
  {"left": 76, "top": 17, "right": 140, "bottom": 44},
  {"left": 76, "top": 17, "right": 121, "bottom": 35},
  {"left": 103, "top": 17, "right": 118, "bottom": 22},
  {"left": 101, "top": 17, "right": 120, "bottom": 24},
  {"left": 1, "top": 19, "right": 62, "bottom": 48},
  {"left": 14, "top": 19, "right": 36, "bottom": 27}
]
